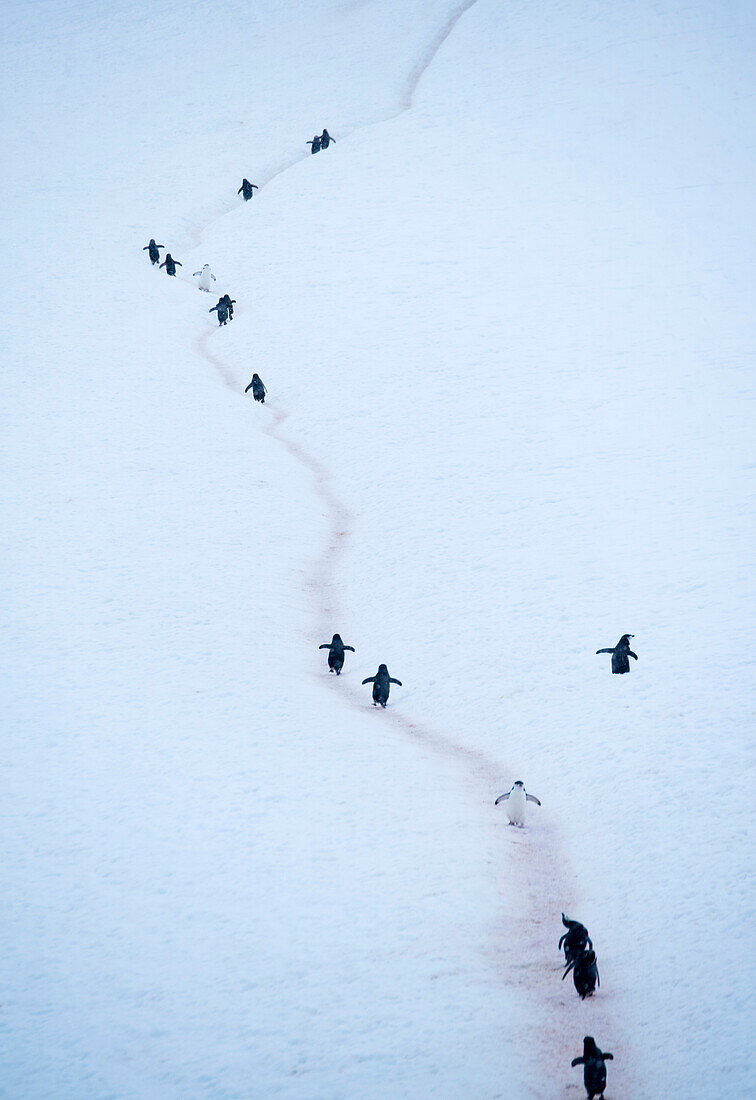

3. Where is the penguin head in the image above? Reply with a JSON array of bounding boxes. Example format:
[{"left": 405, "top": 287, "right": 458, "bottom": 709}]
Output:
[
  {"left": 377, "top": 663, "right": 388, "bottom": 673},
  {"left": 332, "top": 633, "right": 342, "bottom": 643},
  {"left": 620, "top": 634, "right": 634, "bottom": 643},
  {"left": 252, "top": 373, "right": 260, "bottom": 381},
  {"left": 583, "top": 1037, "right": 598, "bottom": 1056},
  {"left": 513, "top": 780, "right": 525, "bottom": 788}
]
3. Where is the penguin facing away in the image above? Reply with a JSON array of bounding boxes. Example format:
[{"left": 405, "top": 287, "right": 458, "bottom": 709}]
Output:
[
  {"left": 193, "top": 264, "right": 216, "bottom": 292},
  {"left": 307, "top": 135, "right": 321, "bottom": 153},
  {"left": 245, "top": 373, "right": 267, "bottom": 402},
  {"left": 494, "top": 781, "right": 541, "bottom": 827},
  {"left": 238, "top": 179, "right": 259, "bottom": 200},
  {"left": 563, "top": 949, "right": 600, "bottom": 999},
  {"left": 318, "top": 633, "right": 355, "bottom": 675},
  {"left": 559, "top": 913, "right": 593, "bottom": 965},
  {"left": 362, "top": 664, "right": 402, "bottom": 707},
  {"left": 143, "top": 239, "right": 164, "bottom": 265},
  {"left": 596, "top": 633, "right": 637, "bottom": 674},
  {"left": 320, "top": 128, "right": 335, "bottom": 149},
  {"left": 571, "top": 1036, "right": 613, "bottom": 1100},
  {"left": 159, "top": 253, "right": 182, "bottom": 276}
]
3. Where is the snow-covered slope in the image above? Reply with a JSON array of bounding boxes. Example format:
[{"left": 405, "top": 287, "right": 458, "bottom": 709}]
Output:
[{"left": 2, "top": 0, "right": 754, "bottom": 1096}]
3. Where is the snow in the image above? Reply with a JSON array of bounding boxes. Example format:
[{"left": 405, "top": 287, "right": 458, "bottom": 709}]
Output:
[{"left": 2, "top": 0, "right": 754, "bottom": 1097}]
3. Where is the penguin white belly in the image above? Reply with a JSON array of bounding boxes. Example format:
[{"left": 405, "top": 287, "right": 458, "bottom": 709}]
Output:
[
  {"left": 506, "top": 786, "right": 527, "bottom": 825},
  {"left": 197, "top": 269, "right": 214, "bottom": 291}
]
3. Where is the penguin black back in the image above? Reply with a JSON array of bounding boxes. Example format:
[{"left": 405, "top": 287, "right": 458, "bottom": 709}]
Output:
[
  {"left": 571, "top": 1036, "right": 613, "bottom": 1099},
  {"left": 596, "top": 633, "right": 638, "bottom": 674},
  {"left": 362, "top": 663, "right": 402, "bottom": 707},
  {"left": 562, "top": 949, "right": 599, "bottom": 999},
  {"left": 318, "top": 633, "right": 355, "bottom": 674},
  {"left": 559, "top": 913, "right": 592, "bottom": 963}
]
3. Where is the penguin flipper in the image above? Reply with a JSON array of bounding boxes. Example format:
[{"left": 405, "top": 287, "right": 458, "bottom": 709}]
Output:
[
  {"left": 319, "top": 644, "right": 331, "bottom": 649},
  {"left": 344, "top": 646, "right": 355, "bottom": 652},
  {"left": 361, "top": 677, "right": 375, "bottom": 685},
  {"left": 494, "top": 792, "right": 510, "bottom": 805},
  {"left": 629, "top": 650, "right": 638, "bottom": 660},
  {"left": 571, "top": 1057, "right": 585, "bottom": 1067},
  {"left": 526, "top": 794, "right": 541, "bottom": 805},
  {"left": 389, "top": 678, "right": 402, "bottom": 685},
  {"left": 603, "top": 1052, "right": 613, "bottom": 1060},
  {"left": 562, "top": 959, "right": 575, "bottom": 979},
  {"left": 596, "top": 648, "right": 614, "bottom": 654}
]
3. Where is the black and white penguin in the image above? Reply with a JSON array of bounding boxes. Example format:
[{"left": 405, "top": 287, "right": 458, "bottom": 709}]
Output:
[
  {"left": 494, "top": 781, "right": 541, "bottom": 827},
  {"left": 318, "top": 633, "right": 355, "bottom": 675},
  {"left": 362, "top": 664, "right": 402, "bottom": 708},
  {"left": 238, "top": 179, "right": 259, "bottom": 200},
  {"left": 245, "top": 373, "right": 267, "bottom": 402},
  {"left": 209, "top": 300, "right": 229, "bottom": 326},
  {"left": 307, "top": 135, "right": 321, "bottom": 154},
  {"left": 220, "top": 293, "right": 236, "bottom": 320},
  {"left": 563, "top": 949, "right": 600, "bottom": 999},
  {"left": 143, "top": 239, "right": 164, "bottom": 265},
  {"left": 559, "top": 914, "right": 593, "bottom": 965},
  {"left": 159, "top": 253, "right": 182, "bottom": 276},
  {"left": 596, "top": 634, "right": 638, "bottom": 674},
  {"left": 193, "top": 264, "right": 216, "bottom": 292},
  {"left": 320, "top": 128, "right": 335, "bottom": 149},
  {"left": 571, "top": 1036, "right": 613, "bottom": 1099}
]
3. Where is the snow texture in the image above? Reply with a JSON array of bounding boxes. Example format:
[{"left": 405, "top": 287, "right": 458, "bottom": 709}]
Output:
[{"left": 2, "top": 0, "right": 754, "bottom": 1097}]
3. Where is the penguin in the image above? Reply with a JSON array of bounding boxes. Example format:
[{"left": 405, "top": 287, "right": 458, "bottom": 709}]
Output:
[
  {"left": 563, "top": 949, "right": 600, "bottom": 999},
  {"left": 571, "top": 1036, "right": 613, "bottom": 1100},
  {"left": 159, "top": 253, "right": 182, "bottom": 276},
  {"left": 318, "top": 633, "right": 355, "bottom": 675},
  {"left": 596, "top": 634, "right": 638, "bottom": 674},
  {"left": 320, "top": 128, "right": 335, "bottom": 149},
  {"left": 245, "top": 373, "right": 267, "bottom": 402},
  {"left": 143, "top": 239, "right": 164, "bottom": 265},
  {"left": 362, "top": 664, "right": 402, "bottom": 708},
  {"left": 307, "top": 135, "right": 321, "bottom": 154},
  {"left": 494, "top": 781, "right": 541, "bottom": 827},
  {"left": 559, "top": 914, "right": 593, "bottom": 965},
  {"left": 220, "top": 293, "right": 236, "bottom": 320},
  {"left": 238, "top": 179, "right": 259, "bottom": 201},
  {"left": 192, "top": 264, "right": 216, "bottom": 292},
  {"left": 209, "top": 300, "right": 229, "bottom": 326}
]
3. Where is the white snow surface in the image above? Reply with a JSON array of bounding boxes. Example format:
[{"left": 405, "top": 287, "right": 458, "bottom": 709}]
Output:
[{"left": 2, "top": 0, "right": 755, "bottom": 1097}]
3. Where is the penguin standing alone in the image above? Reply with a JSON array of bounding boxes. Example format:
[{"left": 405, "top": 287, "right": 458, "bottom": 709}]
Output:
[
  {"left": 238, "top": 179, "right": 259, "bottom": 200},
  {"left": 159, "top": 253, "right": 182, "bottom": 276},
  {"left": 192, "top": 264, "right": 216, "bottom": 292},
  {"left": 245, "top": 373, "right": 267, "bottom": 402},
  {"left": 494, "top": 781, "right": 541, "bottom": 827},
  {"left": 143, "top": 239, "right": 164, "bottom": 265},
  {"left": 563, "top": 949, "right": 600, "bottom": 999},
  {"left": 362, "top": 664, "right": 402, "bottom": 708},
  {"left": 570, "top": 1036, "right": 613, "bottom": 1099},
  {"left": 318, "top": 633, "right": 355, "bottom": 675},
  {"left": 559, "top": 914, "right": 593, "bottom": 965},
  {"left": 596, "top": 634, "right": 638, "bottom": 674}
]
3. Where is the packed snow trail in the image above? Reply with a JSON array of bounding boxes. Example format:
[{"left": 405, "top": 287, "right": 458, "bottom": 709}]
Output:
[{"left": 184, "top": 3, "right": 631, "bottom": 1093}]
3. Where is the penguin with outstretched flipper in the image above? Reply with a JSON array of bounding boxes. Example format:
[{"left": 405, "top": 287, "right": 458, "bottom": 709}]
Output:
[
  {"left": 159, "top": 253, "right": 182, "bottom": 276},
  {"left": 362, "top": 664, "right": 402, "bottom": 708},
  {"left": 238, "top": 179, "right": 259, "bottom": 200},
  {"left": 318, "top": 633, "right": 355, "bottom": 675},
  {"left": 559, "top": 914, "right": 593, "bottom": 964},
  {"left": 596, "top": 633, "right": 637, "bottom": 674},
  {"left": 143, "top": 239, "right": 164, "bottom": 265},
  {"left": 494, "top": 781, "right": 541, "bottom": 827},
  {"left": 563, "top": 949, "right": 600, "bottom": 999},
  {"left": 571, "top": 1037, "right": 613, "bottom": 1099},
  {"left": 193, "top": 264, "right": 216, "bottom": 292},
  {"left": 245, "top": 373, "right": 267, "bottom": 403}
]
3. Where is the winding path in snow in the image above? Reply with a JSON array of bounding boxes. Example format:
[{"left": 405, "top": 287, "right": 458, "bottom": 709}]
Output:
[{"left": 186, "top": 1, "right": 628, "bottom": 1091}]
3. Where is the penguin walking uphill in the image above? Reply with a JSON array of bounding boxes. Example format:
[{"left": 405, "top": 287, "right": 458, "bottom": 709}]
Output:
[
  {"left": 563, "top": 948, "right": 600, "bottom": 999},
  {"left": 143, "top": 239, "right": 164, "bottom": 265},
  {"left": 159, "top": 253, "right": 182, "bottom": 276},
  {"left": 319, "top": 128, "right": 335, "bottom": 149},
  {"left": 245, "top": 373, "right": 267, "bottom": 403},
  {"left": 494, "top": 781, "right": 541, "bottom": 827},
  {"left": 596, "top": 633, "right": 637, "bottom": 674},
  {"left": 238, "top": 179, "right": 259, "bottom": 201},
  {"left": 318, "top": 633, "right": 355, "bottom": 675},
  {"left": 307, "top": 134, "right": 321, "bottom": 154},
  {"left": 193, "top": 264, "right": 216, "bottom": 292},
  {"left": 571, "top": 1036, "right": 613, "bottom": 1100},
  {"left": 362, "top": 664, "right": 402, "bottom": 708},
  {"left": 559, "top": 913, "right": 593, "bottom": 965}
]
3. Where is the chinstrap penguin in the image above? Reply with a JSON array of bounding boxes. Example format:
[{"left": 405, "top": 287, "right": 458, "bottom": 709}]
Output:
[
  {"left": 159, "top": 253, "right": 182, "bottom": 276},
  {"left": 307, "top": 135, "right": 321, "bottom": 153},
  {"left": 193, "top": 264, "right": 216, "bottom": 292},
  {"left": 559, "top": 914, "right": 593, "bottom": 964},
  {"left": 319, "top": 633, "right": 355, "bottom": 675},
  {"left": 220, "top": 293, "right": 236, "bottom": 320},
  {"left": 596, "top": 634, "right": 638, "bottom": 674},
  {"left": 245, "top": 373, "right": 267, "bottom": 402},
  {"left": 238, "top": 179, "right": 259, "bottom": 200},
  {"left": 362, "top": 664, "right": 402, "bottom": 707},
  {"left": 143, "top": 239, "right": 164, "bottom": 265},
  {"left": 319, "top": 128, "right": 335, "bottom": 149},
  {"left": 209, "top": 300, "right": 229, "bottom": 325},
  {"left": 571, "top": 1036, "right": 613, "bottom": 1099},
  {"left": 494, "top": 781, "right": 541, "bottom": 827},
  {"left": 563, "top": 949, "right": 600, "bottom": 999}
]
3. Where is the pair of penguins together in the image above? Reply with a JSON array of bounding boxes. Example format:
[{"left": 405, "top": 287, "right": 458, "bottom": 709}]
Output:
[
  {"left": 561, "top": 914, "right": 613, "bottom": 1098},
  {"left": 318, "top": 634, "right": 401, "bottom": 707}
]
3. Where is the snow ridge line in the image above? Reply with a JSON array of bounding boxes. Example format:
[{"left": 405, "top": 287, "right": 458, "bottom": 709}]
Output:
[{"left": 186, "top": 2, "right": 628, "bottom": 1092}]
